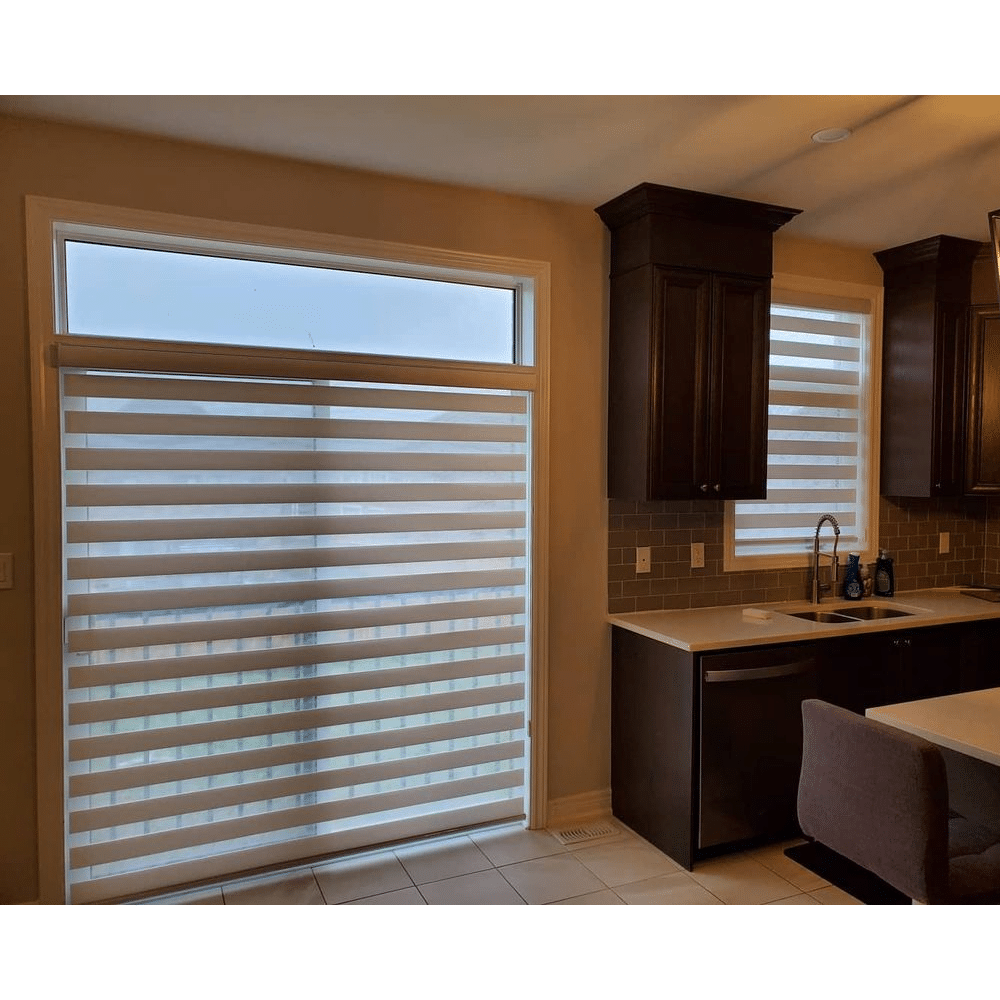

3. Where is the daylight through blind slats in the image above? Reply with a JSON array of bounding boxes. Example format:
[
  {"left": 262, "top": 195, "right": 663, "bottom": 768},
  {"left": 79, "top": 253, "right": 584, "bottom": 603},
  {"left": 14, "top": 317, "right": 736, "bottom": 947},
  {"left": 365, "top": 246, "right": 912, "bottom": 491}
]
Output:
[
  {"left": 63, "top": 369, "right": 531, "bottom": 902},
  {"left": 733, "top": 299, "right": 869, "bottom": 561}
]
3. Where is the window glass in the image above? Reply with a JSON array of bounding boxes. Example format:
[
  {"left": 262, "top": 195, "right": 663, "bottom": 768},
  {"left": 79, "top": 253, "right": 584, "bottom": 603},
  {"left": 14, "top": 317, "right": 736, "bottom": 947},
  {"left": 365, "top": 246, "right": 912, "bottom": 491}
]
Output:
[{"left": 65, "top": 241, "right": 517, "bottom": 364}]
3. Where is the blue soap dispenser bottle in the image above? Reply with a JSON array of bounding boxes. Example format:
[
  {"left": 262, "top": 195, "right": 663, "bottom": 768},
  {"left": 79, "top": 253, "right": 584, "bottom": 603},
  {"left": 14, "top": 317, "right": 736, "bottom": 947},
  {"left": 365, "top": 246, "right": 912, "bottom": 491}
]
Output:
[{"left": 842, "top": 553, "right": 863, "bottom": 599}]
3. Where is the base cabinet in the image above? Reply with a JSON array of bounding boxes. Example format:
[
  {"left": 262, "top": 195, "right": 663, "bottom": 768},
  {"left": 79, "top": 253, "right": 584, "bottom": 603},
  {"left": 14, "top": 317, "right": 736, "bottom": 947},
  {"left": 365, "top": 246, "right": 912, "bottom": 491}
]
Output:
[
  {"left": 817, "top": 625, "right": 964, "bottom": 711},
  {"left": 612, "top": 619, "right": 992, "bottom": 870}
]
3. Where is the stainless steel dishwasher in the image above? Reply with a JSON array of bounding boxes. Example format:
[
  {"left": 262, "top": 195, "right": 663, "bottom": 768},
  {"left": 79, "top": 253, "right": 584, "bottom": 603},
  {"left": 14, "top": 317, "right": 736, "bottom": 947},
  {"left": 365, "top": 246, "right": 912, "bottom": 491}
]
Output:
[{"left": 698, "top": 644, "right": 818, "bottom": 850}]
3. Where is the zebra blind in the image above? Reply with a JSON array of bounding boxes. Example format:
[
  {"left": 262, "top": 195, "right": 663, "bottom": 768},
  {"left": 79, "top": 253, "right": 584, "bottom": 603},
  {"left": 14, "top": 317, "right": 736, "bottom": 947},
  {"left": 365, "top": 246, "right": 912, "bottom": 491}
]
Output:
[
  {"left": 732, "top": 292, "right": 871, "bottom": 560},
  {"left": 63, "top": 370, "right": 529, "bottom": 903}
]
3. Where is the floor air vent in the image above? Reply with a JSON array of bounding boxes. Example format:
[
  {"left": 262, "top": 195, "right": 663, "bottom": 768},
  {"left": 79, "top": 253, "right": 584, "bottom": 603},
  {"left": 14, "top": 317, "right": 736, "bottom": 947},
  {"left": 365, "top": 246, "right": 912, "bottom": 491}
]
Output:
[{"left": 550, "top": 820, "right": 620, "bottom": 846}]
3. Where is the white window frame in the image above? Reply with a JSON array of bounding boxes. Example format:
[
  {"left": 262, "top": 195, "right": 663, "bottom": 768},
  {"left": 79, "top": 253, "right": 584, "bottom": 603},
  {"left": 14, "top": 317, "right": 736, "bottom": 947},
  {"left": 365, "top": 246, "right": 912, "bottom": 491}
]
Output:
[
  {"left": 26, "top": 195, "right": 551, "bottom": 904},
  {"left": 723, "top": 273, "right": 882, "bottom": 572}
]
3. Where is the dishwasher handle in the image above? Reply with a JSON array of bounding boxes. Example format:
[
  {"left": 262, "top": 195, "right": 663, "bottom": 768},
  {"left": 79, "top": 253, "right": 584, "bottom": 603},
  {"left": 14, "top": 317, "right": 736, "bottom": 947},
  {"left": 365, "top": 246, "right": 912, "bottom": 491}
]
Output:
[{"left": 704, "top": 659, "right": 814, "bottom": 684}]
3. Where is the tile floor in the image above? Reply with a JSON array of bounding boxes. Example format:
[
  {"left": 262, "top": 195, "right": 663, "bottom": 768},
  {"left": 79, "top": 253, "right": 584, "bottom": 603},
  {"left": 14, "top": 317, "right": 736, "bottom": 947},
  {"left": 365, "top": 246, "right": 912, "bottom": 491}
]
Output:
[{"left": 142, "top": 820, "right": 863, "bottom": 905}]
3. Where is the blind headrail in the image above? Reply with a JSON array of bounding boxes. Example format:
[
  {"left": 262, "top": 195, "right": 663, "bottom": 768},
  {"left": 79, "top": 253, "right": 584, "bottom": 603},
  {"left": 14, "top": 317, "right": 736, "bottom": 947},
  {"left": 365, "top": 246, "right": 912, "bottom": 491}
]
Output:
[{"left": 52, "top": 337, "right": 538, "bottom": 391}]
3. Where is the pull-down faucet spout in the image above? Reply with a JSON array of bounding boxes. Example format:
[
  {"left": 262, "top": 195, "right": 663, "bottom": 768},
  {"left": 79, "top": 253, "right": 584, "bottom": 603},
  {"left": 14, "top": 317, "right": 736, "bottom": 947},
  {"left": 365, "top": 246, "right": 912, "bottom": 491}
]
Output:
[{"left": 812, "top": 514, "right": 841, "bottom": 605}]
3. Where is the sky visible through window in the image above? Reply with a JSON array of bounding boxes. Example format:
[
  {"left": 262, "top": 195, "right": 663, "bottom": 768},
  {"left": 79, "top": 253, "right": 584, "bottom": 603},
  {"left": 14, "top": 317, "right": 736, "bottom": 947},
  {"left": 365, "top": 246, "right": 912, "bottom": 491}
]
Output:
[{"left": 65, "top": 241, "right": 517, "bottom": 363}]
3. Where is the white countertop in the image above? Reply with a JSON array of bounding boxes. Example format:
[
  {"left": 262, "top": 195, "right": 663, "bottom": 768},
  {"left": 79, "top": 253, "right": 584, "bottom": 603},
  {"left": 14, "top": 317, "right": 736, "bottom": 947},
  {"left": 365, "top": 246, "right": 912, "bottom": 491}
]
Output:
[
  {"left": 608, "top": 588, "right": 1000, "bottom": 652},
  {"left": 866, "top": 687, "right": 1000, "bottom": 767}
]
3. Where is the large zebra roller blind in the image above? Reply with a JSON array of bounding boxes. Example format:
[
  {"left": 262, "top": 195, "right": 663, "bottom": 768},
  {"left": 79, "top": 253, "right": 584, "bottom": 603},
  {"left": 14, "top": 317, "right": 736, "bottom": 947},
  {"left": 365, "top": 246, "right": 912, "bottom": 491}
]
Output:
[{"left": 62, "top": 370, "right": 530, "bottom": 903}]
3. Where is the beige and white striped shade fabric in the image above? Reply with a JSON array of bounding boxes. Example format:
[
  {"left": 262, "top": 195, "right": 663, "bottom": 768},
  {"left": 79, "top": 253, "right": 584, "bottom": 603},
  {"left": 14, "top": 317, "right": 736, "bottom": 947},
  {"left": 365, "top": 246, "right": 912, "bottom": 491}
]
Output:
[
  {"left": 733, "top": 294, "right": 871, "bottom": 560},
  {"left": 62, "top": 370, "right": 530, "bottom": 902}
]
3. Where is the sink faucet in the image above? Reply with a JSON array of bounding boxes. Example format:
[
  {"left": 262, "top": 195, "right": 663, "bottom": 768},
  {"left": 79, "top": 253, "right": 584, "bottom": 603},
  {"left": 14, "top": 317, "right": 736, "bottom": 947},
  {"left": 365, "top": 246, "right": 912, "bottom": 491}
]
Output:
[{"left": 812, "top": 514, "right": 841, "bottom": 604}]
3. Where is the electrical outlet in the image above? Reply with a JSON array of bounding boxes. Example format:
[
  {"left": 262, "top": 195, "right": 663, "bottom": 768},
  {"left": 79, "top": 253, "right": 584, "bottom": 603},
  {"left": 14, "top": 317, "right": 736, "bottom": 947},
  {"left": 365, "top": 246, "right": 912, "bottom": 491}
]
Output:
[
  {"left": 636, "top": 546, "right": 651, "bottom": 574},
  {"left": 939, "top": 532, "right": 950, "bottom": 555},
  {"left": 0, "top": 553, "right": 11, "bottom": 589},
  {"left": 691, "top": 542, "right": 705, "bottom": 569}
]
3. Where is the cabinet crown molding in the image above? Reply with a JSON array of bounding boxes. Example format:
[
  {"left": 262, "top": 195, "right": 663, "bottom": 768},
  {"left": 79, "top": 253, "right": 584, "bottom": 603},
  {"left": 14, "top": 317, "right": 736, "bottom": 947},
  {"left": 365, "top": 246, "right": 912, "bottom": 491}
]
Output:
[
  {"left": 595, "top": 182, "right": 801, "bottom": 234},
  {"left": 874, "top": 234, "right": 984, "bottom": 276}
]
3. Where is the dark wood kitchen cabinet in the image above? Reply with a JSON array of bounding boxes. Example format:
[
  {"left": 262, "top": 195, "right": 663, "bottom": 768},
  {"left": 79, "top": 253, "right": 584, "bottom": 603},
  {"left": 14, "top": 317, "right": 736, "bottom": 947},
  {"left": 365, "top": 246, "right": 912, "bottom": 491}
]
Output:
[
  {"left": 817, "top": 625, "right": 965, "bottom": 712},
  {"left": 875, "top": 235, "right": 982, "bottom": 497},
  {"left": 612, "top": 618, "right": 987, "bottom": 870},
  {"left": 596, "top": 183, "right": 800, "bottom": 501},
  {"left": 964, "top": 304, "right": 1000, "bottom": 494}
]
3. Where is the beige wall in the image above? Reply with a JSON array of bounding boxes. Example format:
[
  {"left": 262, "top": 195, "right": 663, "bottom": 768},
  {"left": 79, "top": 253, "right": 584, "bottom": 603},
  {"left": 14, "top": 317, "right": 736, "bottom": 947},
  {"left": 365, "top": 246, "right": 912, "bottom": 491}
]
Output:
[{"left": 0, "top": 112, "right": 888, "bottom": 903}]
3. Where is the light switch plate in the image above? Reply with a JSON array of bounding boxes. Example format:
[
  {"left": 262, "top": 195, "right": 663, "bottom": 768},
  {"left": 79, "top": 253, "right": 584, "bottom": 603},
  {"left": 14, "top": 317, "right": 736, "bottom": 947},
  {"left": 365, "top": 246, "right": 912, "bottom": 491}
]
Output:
[
  {"left": 691, "top": 542, "right": 705, "bottom": 569},
  {"left": 635, "top": 546, "right": 651, "bottom": 574},
  {"left": 0, "top": 553, "right": 12, "bottom": 589},
  {"left": 939, "top": 532, "right": 950, "bottom": 554}
]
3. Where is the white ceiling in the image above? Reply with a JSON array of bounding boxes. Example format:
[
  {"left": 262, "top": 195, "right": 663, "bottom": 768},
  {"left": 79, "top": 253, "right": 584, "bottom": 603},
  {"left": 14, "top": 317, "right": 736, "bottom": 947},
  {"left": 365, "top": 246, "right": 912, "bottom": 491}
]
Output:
[{"left": 5, "top": 94, "right": 1000, "bottom": 251}]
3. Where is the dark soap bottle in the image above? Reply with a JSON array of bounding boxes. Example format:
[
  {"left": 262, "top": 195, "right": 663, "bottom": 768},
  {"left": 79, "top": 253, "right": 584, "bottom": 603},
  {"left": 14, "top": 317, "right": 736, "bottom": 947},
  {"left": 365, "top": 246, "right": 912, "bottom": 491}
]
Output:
[
  {"left": 874, "top": 549, "right": 895, "bottom": 597},
  {"left": 842, "top": 553, "right": 863, "bottom": 600}
]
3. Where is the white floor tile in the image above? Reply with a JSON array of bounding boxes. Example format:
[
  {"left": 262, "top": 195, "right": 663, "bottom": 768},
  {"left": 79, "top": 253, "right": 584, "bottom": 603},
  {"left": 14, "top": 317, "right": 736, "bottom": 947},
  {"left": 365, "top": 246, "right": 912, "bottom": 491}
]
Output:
[
  {"left": 745, "top": 843, "right": 830, "bottom": 892},
  {"left": 418, "top": 868, "right": 525, "bottom": 905},
  {"left": 616, "top": 872, "right": 722, "bottom": 905},
  {"left": 345, "top": 887, "right": 426, "bottom": 905},
  {"left": 689, "top": 855, "right": 801, "bottom": 905},
  {"left": 144, "top": 887, "right": 225, "bottom": 904},
  {"left": 809, "top": 884, "right": 863, "bottom": 905},
  {"left": 128, "top": 825, "right": 875, "bottom": 907},
  {"left": 469, "top": 826, "right": 566, "bottom": 867},
  {"left": 549, "top": 889, "right": 625, "bottom": 905},
  {"left": 313, "top": 853, "right": 414, "bottom": 904},
  {"left": 222, "top": 870, "right": 325, "bottom": 905},
  {"left": 499, "top": 853, "right": 605, "bottom": 904},
  {"left": 572, "top": 837, "right": 680, "bottom": 887},
  {"left": 395, "top": 835, "right": 493, "bottom": 885}
]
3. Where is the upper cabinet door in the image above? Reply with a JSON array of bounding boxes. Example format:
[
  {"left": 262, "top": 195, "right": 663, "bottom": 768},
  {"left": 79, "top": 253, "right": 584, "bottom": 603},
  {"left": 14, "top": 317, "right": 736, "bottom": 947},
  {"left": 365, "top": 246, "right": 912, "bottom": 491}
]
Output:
[
  {"left": 648, "top": 267, "right": 712, "bottom": 499},
  {"left": 875, "top": 235, "right": 980, "bottom": 498},
  {"left": 708, "top": 275, "right": 770, "bottom": 500},
  {"left": 932, "top": 300, "right": 972, "bottom": 495},
  {"left": 965, "top": 305, "right": 1000, "bottom": 494}
]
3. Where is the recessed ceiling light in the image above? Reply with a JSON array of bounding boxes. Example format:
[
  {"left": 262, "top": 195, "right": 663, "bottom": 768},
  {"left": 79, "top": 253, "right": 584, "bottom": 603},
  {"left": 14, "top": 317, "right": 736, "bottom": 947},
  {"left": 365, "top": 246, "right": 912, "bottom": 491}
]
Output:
[{"left": 811, "top": 127, "right": 852, "bottom": 144}]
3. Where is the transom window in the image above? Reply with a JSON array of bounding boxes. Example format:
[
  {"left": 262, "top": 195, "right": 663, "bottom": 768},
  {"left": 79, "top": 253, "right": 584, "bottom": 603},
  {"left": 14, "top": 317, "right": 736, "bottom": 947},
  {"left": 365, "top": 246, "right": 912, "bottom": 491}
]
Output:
[{"left": 61, "top": 232, "right": 531, "bottom": 365}]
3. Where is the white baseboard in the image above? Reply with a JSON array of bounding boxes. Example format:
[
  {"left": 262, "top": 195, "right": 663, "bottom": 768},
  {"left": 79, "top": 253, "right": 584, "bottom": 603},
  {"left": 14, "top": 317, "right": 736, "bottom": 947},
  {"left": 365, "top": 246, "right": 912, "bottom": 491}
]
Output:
[{"left": 545, "top": 788, "right": 612, "bottom": 829}]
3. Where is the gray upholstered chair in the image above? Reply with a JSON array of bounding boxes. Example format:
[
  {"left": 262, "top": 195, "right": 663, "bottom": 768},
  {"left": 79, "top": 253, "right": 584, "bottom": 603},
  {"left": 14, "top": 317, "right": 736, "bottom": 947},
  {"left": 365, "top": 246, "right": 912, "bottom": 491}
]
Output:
[{"left": 797, "top": 699, "right": 1000, "bottom": 904}]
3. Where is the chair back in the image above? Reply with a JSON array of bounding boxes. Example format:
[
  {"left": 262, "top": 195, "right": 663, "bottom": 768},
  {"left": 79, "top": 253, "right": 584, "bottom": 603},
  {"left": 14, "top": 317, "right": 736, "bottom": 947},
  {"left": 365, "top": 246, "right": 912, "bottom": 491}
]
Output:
[{"left": 798, "top": 699, "right": 949, "bottom": 903}]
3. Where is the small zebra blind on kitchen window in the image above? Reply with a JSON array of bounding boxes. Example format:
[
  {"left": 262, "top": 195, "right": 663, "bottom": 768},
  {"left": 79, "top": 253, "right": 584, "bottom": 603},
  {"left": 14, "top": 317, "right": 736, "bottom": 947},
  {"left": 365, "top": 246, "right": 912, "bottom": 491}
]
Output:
[
  {"left": 62, "top": 369, "right": 530, "bottom": 903},
  {"left": 731, "top": 288, "right": 874, "bottom": 563}
]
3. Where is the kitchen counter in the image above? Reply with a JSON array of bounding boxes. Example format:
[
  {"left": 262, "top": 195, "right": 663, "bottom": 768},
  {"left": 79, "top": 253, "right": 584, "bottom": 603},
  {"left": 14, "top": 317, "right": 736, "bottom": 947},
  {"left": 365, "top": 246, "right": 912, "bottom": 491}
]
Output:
[{"left": 608, "top": 587, "right": 1000, "bottom": 652}]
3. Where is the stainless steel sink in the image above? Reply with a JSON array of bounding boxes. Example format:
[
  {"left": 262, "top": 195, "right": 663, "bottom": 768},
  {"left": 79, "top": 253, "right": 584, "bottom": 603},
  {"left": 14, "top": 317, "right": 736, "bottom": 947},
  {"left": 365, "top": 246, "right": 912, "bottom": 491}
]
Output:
[
  {"left": 788, "top": 610, "right": 859, "bottom": 623},
  {"left": 787, "top": 605, "right": 914, "bottom": 624},
  {"left": 838, "top": 606, "right": 913, "bottom": 620}
]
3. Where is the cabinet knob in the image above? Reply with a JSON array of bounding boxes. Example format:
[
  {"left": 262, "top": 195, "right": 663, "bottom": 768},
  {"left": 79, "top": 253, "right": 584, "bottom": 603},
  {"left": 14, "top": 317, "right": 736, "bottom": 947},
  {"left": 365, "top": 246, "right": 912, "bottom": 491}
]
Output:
[
  {"left": 700, "top": 484, "right": 708, "bottom": 492},
  {"left": 713, "top": 484, "right": 721, "bottom": 492},
  {"left": 935, "top": 483, "right": 942, "bottom": 490}
]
